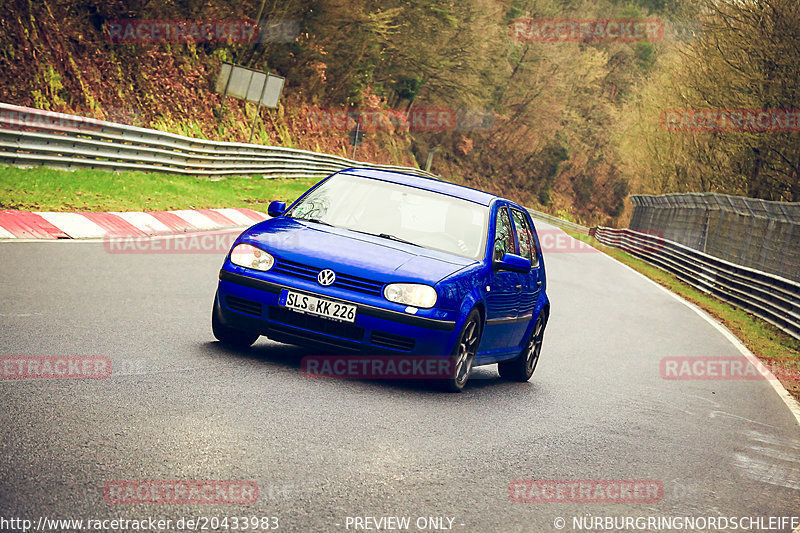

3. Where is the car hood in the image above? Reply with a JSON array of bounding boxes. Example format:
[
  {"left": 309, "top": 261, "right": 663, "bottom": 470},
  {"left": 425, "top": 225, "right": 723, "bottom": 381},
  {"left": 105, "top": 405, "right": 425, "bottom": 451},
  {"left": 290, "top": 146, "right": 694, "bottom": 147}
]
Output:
[{"left": 240, "top": 217, "right": 476, "bottom": 284}]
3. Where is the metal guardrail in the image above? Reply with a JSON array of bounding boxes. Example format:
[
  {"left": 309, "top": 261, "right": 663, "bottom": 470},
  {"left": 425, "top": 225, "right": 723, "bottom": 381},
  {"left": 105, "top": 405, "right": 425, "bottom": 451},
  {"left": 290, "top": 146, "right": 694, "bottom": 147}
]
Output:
[
  {"left": 0, "top": 103, "right": 438, "bottom": 179},
  {"left": 591, "top": 226, "right": 800, "bottom": 340},
  {"left": 0, "top": 104, "right": 597, "bottom": 235},
  {"left": 527, "top": 208, "right": 589, "bottom": 234}
]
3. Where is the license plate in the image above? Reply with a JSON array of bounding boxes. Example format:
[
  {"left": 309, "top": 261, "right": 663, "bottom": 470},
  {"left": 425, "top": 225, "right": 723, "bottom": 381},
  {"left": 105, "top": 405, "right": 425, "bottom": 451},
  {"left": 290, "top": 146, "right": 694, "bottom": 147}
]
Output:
[{"left": 280, "top": 290, "right": 357, "bottom": 323}]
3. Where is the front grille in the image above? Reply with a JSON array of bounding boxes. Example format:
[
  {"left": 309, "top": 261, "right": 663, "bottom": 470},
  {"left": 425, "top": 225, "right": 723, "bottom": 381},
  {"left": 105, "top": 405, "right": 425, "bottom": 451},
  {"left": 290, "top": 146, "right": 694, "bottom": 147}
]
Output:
[
  {"left": 271, "top": 258, "right": 318, "bottom": 282},
  {"left": 370, "top": 331, "right": 416, "bottom": 352},
  {"left": 272, "top": 258, "right": 384, "bottom": 296},
  {"left": 268, "top": 306, "right": 365, "bottom": 342},
  {"left": 226, "top": 295, "right": 262, "bottom": 317}
]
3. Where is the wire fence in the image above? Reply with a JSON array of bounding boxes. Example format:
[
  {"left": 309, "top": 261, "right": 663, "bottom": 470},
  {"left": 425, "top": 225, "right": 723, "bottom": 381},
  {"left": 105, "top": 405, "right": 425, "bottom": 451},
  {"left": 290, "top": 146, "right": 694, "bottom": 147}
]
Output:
[
  {"left": 630, "top": 193, "right": 800, "bottom": 283},
  {"left": 526, "top": 209, "right": 589, "bottom": 234}
]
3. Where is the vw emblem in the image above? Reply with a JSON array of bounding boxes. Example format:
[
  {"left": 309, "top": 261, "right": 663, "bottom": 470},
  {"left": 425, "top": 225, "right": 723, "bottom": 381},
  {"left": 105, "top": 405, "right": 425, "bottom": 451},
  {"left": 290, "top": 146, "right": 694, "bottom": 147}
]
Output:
[{"left": 317, "top": 269, "right": 336, "bottom": 286}]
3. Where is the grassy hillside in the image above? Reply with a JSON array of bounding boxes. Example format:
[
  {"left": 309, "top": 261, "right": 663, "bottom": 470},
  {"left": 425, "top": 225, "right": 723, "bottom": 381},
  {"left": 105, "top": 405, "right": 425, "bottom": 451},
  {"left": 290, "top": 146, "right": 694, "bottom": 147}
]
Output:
[{"left": 1, "top": 0, "right": 796, "bottom": 222}]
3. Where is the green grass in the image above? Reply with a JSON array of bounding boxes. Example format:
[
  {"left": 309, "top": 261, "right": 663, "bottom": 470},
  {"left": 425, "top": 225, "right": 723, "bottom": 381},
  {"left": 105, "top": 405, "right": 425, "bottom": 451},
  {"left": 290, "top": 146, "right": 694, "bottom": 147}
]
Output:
[
  {"left": 564, "top": 229, "right": 800, "bottom": 402},
  {"left": 0, "top": 165, "right": 319, "bottom": 212}
]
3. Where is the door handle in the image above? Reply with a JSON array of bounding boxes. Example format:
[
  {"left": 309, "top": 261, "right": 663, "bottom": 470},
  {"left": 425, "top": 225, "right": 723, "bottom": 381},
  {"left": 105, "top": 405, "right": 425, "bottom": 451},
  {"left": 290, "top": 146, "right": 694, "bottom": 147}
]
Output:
[
  {"left": 515, "top": 284, "right": 522, "bottom": 291},
  {"left": 536, "top": 280, "right": 542, "bottom": 287}
]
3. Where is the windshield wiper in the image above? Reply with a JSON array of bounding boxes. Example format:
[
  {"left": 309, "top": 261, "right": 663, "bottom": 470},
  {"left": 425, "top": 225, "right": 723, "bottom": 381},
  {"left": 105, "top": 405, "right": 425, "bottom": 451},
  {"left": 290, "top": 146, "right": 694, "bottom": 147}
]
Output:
[
  {"left": 377, "top": 233, "right": 420, "bottom": 246},
  {"left": 298, "top": 217, "right": 333, "bottom": 227},
  {"left": 350, "top": 230, "right": 421, "bottom": 247}
]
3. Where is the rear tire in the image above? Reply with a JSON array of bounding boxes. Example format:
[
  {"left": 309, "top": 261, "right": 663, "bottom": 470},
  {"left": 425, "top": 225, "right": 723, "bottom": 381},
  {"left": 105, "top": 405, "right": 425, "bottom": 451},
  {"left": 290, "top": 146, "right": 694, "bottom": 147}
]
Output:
[
  {"left": 498, "top": 312, "right": 546, "bottom": 382},
  {"left": 212, "top": 294, "right": 259, "bottom": 349},
  {"left": 441, "top": 309, "right": 483, "bottom": 392}
]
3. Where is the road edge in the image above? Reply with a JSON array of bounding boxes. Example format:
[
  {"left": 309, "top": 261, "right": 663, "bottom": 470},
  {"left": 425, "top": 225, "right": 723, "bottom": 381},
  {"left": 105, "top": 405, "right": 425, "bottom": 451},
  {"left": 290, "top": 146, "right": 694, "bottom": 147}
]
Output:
[{"left": 589, "top": 238, "right": 800, "bottom": 428}]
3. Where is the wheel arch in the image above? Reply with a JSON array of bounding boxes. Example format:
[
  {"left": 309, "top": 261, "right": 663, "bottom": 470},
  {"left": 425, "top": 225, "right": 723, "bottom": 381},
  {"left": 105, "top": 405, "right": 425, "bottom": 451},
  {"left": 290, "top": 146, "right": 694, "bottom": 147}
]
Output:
[
  {"left": 472, "top": 300, "right": 486, "bottom": 326},
  {"left": 458, "top": 288, "right": 486, "bottom": 327}
]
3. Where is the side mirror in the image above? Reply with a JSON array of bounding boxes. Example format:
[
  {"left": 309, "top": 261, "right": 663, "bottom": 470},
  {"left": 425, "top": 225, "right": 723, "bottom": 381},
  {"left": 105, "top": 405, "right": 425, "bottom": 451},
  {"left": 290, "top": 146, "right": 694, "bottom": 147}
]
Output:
[
  {"left": 268, "top": 201, "right": 286, "bottom": 217},
  {"left": 494, "top": 253, "right": 531, "bottom": 273}
]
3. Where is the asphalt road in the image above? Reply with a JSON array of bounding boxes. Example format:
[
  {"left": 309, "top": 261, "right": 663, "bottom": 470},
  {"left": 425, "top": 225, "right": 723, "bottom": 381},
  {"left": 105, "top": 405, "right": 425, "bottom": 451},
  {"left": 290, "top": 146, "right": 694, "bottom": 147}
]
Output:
[{"left": 1, "top": 224, "right": 798, "bottom": 533}]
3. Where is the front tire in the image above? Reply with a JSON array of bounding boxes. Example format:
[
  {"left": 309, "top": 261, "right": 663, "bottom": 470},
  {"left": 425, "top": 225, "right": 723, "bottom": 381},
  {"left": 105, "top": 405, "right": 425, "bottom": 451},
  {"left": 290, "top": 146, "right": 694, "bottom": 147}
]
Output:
[
  {"left": 441, "top": 308, "right": 483, "bottom": 392},
  {"left": 212, "top": 294, "right": 259, "bottom": 349},
  {"left": 498, "top": 311, "right": 546, "bottom": 382}
]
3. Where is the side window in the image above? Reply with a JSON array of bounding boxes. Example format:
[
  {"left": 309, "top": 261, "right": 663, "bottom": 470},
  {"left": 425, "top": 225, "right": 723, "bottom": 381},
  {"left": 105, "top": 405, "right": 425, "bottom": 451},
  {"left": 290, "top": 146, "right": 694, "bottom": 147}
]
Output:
[
  {"left": 493, "top": 207, "right": 516, "bottom": 261},
  {"left": 511, "top": 208, "right": 539, "bottom": 267}
]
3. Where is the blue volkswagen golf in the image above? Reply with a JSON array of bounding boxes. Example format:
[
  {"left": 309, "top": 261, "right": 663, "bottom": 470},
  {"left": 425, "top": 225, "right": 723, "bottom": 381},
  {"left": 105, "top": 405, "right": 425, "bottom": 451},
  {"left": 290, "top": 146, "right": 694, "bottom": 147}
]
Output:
[{"left": 213, "top": 168, "right": 549, "bottom": 391}]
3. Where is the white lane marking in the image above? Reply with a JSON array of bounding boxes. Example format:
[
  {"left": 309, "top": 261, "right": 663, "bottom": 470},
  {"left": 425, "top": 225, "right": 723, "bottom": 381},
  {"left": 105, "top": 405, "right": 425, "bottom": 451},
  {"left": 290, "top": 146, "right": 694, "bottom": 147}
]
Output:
[
  {"left": 604, "top": 253, "right": 800, "bottom": 427},
  {"left": 112, "top": 212, "right": 171, "bottom": 234},
  {"left": 168, "top": 209, "right": 220, "bottom": 230},
  {"left": 541, "top": 222, "right": 800, "bottom": 427},
  {"left": 214, "top": 208, "right": 259, "bottom": 226},
  {"left": 36, "top": 212, "right": 106, "bottom": 238}
]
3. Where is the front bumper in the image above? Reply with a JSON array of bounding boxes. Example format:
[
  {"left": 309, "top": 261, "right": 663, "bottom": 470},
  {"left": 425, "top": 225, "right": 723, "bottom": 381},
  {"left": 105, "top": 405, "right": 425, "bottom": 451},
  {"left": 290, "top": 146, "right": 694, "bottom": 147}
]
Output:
[{"left": 216, "top": 270, "right": 463, "bottom": 355}]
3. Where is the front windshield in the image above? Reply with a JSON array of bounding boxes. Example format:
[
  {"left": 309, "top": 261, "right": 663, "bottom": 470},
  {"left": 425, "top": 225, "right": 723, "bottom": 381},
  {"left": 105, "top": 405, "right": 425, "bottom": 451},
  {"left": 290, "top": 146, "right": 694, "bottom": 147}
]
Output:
[{"left": 285, "top": 174, "right": 488, "bottom": 260}]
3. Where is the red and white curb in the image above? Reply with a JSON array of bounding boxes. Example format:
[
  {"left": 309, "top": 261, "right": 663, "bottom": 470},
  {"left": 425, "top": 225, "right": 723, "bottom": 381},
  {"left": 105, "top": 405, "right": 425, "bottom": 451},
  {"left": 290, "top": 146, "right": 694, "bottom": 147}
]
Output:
[{"left": 0, "top": 208, "right": 269, "bottom": 239}]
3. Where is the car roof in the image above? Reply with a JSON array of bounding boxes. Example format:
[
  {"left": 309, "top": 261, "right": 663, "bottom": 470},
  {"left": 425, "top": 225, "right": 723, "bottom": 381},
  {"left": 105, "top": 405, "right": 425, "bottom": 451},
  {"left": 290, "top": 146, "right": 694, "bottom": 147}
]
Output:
[{"left": 340, "top": 167, "right": 498, "bottom": 206}]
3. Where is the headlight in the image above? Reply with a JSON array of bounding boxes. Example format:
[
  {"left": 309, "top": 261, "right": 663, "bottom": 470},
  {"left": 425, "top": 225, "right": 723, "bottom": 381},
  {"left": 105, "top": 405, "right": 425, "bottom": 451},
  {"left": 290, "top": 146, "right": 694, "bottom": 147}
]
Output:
[
  {"left": 230, "top": 243, "right": 274, "bottom": 271},
  {"left": 383, "top": 283, "right": 437, "bottom": 308}
]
